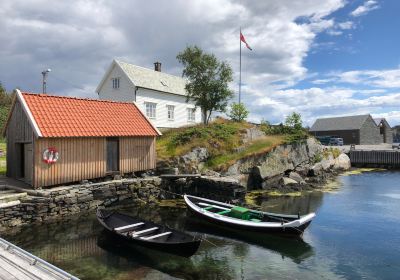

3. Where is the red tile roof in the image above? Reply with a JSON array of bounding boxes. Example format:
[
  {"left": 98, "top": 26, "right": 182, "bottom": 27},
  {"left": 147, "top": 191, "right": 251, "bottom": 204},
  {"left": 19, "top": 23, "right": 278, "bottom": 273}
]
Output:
[{"left": 21, "top": 92, "right": 160, "bottom": 137}]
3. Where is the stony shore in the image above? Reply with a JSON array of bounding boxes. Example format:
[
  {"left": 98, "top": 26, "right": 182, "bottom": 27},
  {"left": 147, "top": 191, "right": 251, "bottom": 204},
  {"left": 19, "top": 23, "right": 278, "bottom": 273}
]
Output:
[{"left": 0, "top": 137, "right": 351, "bottom": 230}]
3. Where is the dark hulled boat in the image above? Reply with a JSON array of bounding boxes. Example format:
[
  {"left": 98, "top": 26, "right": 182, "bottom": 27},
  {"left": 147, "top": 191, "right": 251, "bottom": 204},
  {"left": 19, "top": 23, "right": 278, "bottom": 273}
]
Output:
[
  {"left": 96, "top": 209, "right": 201, "bottom": 257},
  {"left": 184, "top": 195, "right": 316, "bottom": 236}
]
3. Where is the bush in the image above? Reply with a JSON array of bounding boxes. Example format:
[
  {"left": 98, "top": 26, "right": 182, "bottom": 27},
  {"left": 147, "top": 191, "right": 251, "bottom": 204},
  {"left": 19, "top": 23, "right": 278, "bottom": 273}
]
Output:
[{"left": 228, "top": 102, "right": 249, "bottom": 122}]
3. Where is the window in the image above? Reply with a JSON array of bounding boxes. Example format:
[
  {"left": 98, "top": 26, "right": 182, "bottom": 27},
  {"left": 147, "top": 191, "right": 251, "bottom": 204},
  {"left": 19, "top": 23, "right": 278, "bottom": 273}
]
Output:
[
  {"left": 112, "top": 78, "right": 120, "bottom": 89},
  {"left": 187, "top": 108, "right": 196, "bottom": 122},
  {"left": 167, "top": 105, "right": 175, "bottom": 120},
  {"left": 145, "top": 102, "right": 157, "bottom": 119}
]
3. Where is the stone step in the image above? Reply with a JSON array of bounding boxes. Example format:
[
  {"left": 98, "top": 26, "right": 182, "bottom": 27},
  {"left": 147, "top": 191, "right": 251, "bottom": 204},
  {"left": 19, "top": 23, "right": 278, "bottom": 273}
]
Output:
[
  {"left": 0, "top": 189, "right": 19, "bottom": 195},
  {"left": 0, "top": 193, "right": 27, "bottom": 203},
  {"left": 0, "top": 200, "right": 21, "bottom": 208}
]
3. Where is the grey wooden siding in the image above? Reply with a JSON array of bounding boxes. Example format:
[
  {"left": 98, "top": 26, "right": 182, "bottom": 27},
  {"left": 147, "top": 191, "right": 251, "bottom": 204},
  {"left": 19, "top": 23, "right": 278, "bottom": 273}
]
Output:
[{"left": 5, "top": 100, "right": 34, "bottom": 179}]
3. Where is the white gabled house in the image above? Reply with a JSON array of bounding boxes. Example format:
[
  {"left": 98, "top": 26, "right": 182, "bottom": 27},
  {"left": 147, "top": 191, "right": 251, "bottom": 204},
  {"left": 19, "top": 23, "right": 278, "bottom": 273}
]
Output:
[{"left": 96, "top": 60, "right": 202, "bottom": 128}]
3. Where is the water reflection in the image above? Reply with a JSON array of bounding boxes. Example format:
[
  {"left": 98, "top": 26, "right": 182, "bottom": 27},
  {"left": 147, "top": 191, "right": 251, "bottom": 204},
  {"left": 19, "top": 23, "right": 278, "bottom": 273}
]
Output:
[
  {"left": 6, "top": 172, "right": 399, "bottom": 280},
  {"left": 186, "top": 217, "right": 313, "bottom": 264},
  {"left": 256, "top": 190, "right": 324, "bottom": 215}
]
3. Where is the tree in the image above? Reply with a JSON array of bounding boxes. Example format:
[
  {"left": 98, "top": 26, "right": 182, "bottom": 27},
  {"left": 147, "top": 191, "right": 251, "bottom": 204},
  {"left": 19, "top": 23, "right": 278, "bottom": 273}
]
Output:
[
  {"left": 0, "top": 83, "right": 15, "bottom": 131},
  {"left": 285, "top": 112, "right": 303, "bottom": 132},
  {"left": 228, "top": 102, "right": 249, "bottom": 122},
  {"left": 177, "top": 46, "right": 234, "bottom": 124}
]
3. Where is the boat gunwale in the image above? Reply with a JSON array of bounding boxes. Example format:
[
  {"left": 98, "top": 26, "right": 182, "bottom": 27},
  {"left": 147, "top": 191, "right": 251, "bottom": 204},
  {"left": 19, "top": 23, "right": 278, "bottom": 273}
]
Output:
[
  {"left": 96, "top": 209, "right": 200, "bottom": 245},
  {"left": 184, "top": 195, "right": 316, "bottom": 229}
]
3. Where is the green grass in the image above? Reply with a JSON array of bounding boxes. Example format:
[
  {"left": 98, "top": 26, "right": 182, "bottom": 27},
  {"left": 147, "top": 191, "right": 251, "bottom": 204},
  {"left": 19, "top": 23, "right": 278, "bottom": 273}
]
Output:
[
  {"left": 205, "top": 135, "right": 284, "bottom": 170},
  {"left": 156, "top": 119, "right": 286, "bottom": 171},
  {"left": 0, "top": 139, "right": 6, "bottom": 175},
  {"left": 157, "top": 119, "right": 252, "bottom": 160}
]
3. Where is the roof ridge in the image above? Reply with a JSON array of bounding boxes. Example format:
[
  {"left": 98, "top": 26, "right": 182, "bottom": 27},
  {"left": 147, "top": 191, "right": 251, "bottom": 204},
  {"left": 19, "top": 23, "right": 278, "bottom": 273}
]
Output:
[
  {"left": 316, "top": 114, "right": 370, "bottom": 120},
  {"left": 116, "top": 60, "right": 186, "bottom": 81},
  {"left": 21, "top": 92, "right": 136, "bottom": 105}
]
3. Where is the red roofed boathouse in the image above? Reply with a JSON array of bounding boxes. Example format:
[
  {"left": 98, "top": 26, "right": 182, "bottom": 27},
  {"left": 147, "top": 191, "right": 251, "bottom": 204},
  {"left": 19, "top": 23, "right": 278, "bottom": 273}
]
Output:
[{"left": 3, "top": 90, "right": 161, "bottom": 188}]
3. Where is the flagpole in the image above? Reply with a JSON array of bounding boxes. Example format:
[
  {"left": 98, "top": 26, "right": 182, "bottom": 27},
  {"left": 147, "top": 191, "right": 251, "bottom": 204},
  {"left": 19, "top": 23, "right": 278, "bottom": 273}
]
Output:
[{"left": 239, "top": 27, "right": 242, "bottom": 104}]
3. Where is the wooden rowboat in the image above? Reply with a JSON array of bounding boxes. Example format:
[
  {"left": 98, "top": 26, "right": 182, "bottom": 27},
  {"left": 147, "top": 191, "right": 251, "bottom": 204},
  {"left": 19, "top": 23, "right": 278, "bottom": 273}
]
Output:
[
  {"left": 183, "top": 195, "right": 316, "bottom": 236},
  {"left": 96, "top": 209, "right": 201, "bottom": 257}
]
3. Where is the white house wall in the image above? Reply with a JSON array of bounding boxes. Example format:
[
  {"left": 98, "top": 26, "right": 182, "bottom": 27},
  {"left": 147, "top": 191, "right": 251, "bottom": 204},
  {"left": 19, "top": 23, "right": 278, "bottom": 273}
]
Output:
[
  {"left": 136, "top": 88, "right": 202, "bottom": 128},
  {"left": 98, "top": 64, "right": 135, "bottom": 102}
]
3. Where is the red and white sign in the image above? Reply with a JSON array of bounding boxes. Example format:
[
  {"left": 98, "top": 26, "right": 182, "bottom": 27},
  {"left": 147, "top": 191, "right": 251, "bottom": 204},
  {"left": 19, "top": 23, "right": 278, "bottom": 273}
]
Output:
[{"left": 43, "top": 147, "right": 59, "bottom": 164}]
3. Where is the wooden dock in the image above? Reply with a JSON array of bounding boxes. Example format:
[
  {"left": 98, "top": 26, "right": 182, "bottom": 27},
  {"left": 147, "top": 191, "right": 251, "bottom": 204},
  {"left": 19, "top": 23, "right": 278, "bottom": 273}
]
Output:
[
  {"left": 0, "top": 237, "right": 79, "bottom": 280},
  {"left": 349, "top": 150, "right": 400, "bottom": 167}
]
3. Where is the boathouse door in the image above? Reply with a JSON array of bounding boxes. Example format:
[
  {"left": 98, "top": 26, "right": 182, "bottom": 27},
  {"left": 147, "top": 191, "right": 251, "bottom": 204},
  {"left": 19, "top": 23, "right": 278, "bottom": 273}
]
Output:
[
  {"left": 22, "top": 143, "right": 33, "bottom": 185},
  {"left": 106, "top": 138, "right": 119, "bottom": 172}
]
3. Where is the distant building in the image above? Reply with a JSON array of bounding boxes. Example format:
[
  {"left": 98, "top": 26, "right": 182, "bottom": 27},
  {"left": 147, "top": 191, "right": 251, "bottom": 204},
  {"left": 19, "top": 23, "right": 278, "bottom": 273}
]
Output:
[
  {"left": 96, "top": 59, "right": 202, "bottom": 129},
  {"left": 392, "top": 125, "right": 400, "bottom": 143},
  {"left": 309, "top": 114, "right": 392, "bottom": 145},
  {"left": 3, "top": 90, "right": 160, "bottom": 188},
  {"left": 373, "top": 118, "right": 393, "bottom": 144}
]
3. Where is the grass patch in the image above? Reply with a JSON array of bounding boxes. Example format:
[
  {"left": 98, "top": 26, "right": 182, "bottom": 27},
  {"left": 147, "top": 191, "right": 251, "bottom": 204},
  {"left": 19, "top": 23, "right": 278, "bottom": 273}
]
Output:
[
  {"left": 156, "top": 119, "right": 286, "bottom": 171},
  {"left": 157, "top": 119, "right": 252, "bottom": 160},
  {"left": 206, "top": 135, "right": 284, "bottom": 170},
  {"left": 0, "top": 139, "right": 6, "bottom": 175}
]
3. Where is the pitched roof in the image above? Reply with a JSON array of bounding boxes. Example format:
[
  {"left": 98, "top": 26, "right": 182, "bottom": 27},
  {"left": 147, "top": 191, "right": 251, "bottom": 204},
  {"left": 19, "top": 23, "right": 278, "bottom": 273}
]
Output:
[
  {"left": 310, "top": 114, "right": 371, "bottom": 132},
  {"left": 14, "top": 91, "right": 160, "bottom": 138},
  {"left": 98, "top": 60, "right": 187, "bottom": 96},
  {"left": 374, "top": 118, "right": 391, "bottom": 128}
]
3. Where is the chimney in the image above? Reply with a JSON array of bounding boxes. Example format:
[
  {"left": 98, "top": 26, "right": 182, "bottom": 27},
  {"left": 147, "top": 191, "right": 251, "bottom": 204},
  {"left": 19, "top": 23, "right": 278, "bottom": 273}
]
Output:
[{"left": 154, "top": 61, "right": 162, "bottom": 72}]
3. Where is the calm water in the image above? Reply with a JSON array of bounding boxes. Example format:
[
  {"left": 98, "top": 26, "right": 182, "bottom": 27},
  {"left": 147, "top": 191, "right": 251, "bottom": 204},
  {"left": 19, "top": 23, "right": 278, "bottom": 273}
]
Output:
[{"left": 4, "top": 171, "right": 400, "bottom": 280}]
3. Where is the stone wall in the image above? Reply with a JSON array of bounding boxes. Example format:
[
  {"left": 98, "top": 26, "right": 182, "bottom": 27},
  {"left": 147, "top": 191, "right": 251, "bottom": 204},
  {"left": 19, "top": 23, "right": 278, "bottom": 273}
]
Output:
[
  {"left": 360, "top": 117, "right": 382, "bottom": 145},
  {"left": 162, "top": 176, "right": 245, "bottom": 203},
  {"left": 0, "top": 177, "right": 162, "bottom": 230}
]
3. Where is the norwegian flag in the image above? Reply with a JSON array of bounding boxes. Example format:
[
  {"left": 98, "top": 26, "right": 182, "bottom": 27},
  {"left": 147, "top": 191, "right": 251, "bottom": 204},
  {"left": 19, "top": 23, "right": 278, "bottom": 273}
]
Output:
[{"left": 240, "top": 32, "right": 252, "bottom": 50}]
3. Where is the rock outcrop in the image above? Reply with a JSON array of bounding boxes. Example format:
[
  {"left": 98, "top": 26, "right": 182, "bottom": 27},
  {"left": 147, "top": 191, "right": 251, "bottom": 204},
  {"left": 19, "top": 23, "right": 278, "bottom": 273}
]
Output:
[{"left": 157, "top": 137, "right": 351, "bottom": 193}]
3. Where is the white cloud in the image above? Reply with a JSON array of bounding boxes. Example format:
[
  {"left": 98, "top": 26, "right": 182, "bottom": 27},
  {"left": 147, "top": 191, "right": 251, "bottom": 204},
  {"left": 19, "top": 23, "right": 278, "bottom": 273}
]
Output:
[
  {"left": 337, "top": 21, "right": 354, "bottom": 30},
  {"left": 331, "top": 68, "right": 400, "bottom": 88},
  {"left": 350, "top": 0, "right": 379, "bottom": 17},
  {"left": 247, "top": 86, "right": 400, "bottom": 126}
]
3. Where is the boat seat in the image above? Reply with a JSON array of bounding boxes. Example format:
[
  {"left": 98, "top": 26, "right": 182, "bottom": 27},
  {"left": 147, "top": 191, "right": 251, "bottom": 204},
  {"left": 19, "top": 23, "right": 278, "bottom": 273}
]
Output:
[
  {"left": 114, "top": 222, "right": 144, "bottom": 232},
  {"left": 217, "top": 210, "right": 231, "bottom": 215},
  {"left": 140, "top": 231, "right": 172, "bottom": 240},
  {"left": 131, "top": 227, "right": 158, "bottom": 237},
  {"left": 250, "top": 218, "right": 261, "bottom": 222},
  {"left": 198, "top": 202, "right": 230, "bottom": 211}
]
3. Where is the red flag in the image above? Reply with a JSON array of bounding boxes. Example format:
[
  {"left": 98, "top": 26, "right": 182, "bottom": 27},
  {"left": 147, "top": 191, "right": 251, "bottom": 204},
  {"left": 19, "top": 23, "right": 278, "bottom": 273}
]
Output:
[{"left": 240, "top": 32, "right": 252, "bottom": 50}]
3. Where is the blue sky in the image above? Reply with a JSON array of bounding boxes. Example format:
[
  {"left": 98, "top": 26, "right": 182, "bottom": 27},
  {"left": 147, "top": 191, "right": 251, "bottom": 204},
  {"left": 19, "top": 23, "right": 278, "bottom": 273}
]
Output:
[{"left": 0, "top": 0, "right": 399, "bottom": 126}]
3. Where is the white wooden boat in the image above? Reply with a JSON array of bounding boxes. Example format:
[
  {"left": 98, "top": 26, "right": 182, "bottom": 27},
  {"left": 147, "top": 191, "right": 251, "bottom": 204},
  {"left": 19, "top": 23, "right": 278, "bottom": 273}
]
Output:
[{"left": 184, "top": 195, "right": 316, "bottom": 236}]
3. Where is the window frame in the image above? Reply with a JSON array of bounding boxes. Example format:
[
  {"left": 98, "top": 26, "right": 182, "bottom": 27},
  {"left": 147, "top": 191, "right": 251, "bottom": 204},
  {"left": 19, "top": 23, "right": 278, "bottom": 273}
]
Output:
[
  {"left": 187, "top": 108, "right": 196, "bottom": 122},
  {"left": 145, "top": 102, "right": 157, "bottom": 119},
  {"left": 112, "top": 77, "right": 120, "bottom": 89},
  {"left": 167, "top": 105, "right": 175, "bottom": 121}
]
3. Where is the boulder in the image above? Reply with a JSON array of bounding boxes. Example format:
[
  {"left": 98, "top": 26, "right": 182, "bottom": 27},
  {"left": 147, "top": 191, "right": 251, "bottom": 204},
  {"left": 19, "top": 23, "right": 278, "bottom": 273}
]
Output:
[
  {"left": 181, "top": 147, "right": 209, "bottom": 164},
  {"left": 281, "top": 177, "right": 298, "bottom": 186},
  {"left": 333, "top": 153, "right": 351, "bottom": 170},
  {"left": 289, "top": 172, "right": 304, "bottom": 183},
  {"left": 309, "top": 162, "right": 323, "bottom": 176}
]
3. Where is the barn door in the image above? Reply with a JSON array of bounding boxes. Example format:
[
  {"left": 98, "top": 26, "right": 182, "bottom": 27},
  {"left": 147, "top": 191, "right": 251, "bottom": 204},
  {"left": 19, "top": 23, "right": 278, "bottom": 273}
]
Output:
[
  {"left": 23, "top": 143, "right": 33, "bottom": 184},
  {"left": 106, "top": 138, "right": 119, "bottom": 172}
]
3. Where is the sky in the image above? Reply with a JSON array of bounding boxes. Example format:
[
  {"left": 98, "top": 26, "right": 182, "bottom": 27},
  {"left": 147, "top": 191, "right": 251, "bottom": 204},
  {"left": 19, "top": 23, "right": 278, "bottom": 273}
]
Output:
[{"left": 1, "top": 0, "right": 399, "bottom": 126}]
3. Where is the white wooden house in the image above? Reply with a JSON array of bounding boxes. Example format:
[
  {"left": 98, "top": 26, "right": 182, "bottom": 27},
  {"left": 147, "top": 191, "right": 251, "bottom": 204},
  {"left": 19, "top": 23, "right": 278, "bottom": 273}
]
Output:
[{"left": 96, "top": 60, "right": 202, "bottom": 129}]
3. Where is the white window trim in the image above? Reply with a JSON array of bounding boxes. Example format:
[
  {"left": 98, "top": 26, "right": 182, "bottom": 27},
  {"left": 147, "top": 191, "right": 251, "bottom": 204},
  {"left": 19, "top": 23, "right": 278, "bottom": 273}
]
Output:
[
  {"left": 145, "top": 102, "right": 157, "bottom": 119},
  {"left": 112, "top": 77, "right": 120, "bottom": 89},
  {"left": 167, "top": 105, "right": 175, "bottom": 121},
  {"left": 187, "top": 108, "right": 196, "bottom": 122}
]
